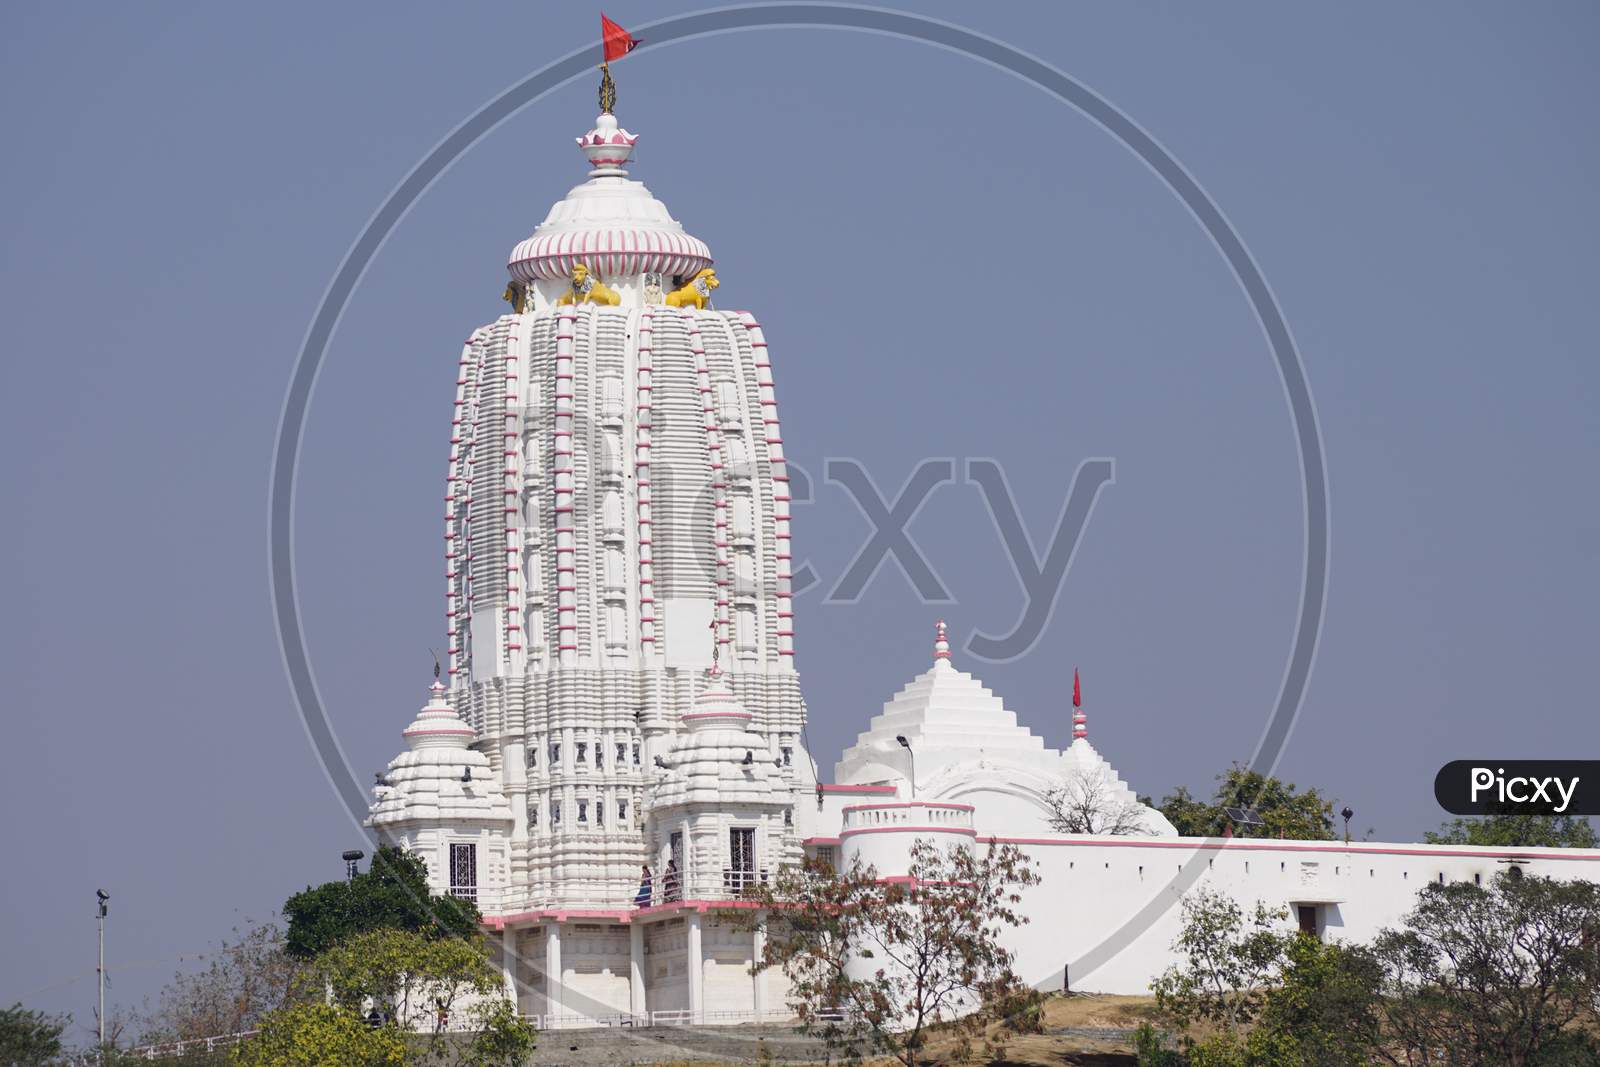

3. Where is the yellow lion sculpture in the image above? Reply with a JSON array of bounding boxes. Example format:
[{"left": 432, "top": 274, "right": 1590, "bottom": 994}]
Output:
[
  {"left": 557, "top": 263, "right": 621, "bottom": 306},
  {"left": 665, "top": 268, "right": 719, "bottom": 309},
  {"left": 501, "top": 280, "right": 529, "bottom": 313}
]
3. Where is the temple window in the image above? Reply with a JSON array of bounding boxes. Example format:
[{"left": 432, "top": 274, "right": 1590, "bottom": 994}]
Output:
[
  {"left": 448, "top": 843, "right": 477, "bottom": 902},
  {"left": 616, "top": 742, "right": 627, "bottom": 766}
]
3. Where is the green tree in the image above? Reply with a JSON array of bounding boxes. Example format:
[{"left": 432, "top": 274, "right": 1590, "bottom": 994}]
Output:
[
  {"left": 283, "top": 845, "right": 479, "bottom": 960},
  {"left": 1246, "top": 935, "right": 1382, "bottom": 1067},
  {"left": 745, "top": 839, "right": 1042, "bottom": 1067},
  {"left": 1156, "top": 765, "right": 1336, "bottom": 841},
  {"left": 303, "top": 928, "right": 533, "bottom": 1067},
  {"left": 1425, "top": 814, "right": 1598, "bottom": 849},
  {"left": 1371, "top": 872, "right": 1600, "bottom": 1066},
  {"left": 0, "top": 1003, "right": 67, "bottom": 1066},
  {"left": 1153, "top": 892, "right": 1388, "bottom": 1066},
  {"left": 230, "top": 1003, "right": 406, "bottom": 1067},
  {"left": 1150, "top": 888, "right": 1287, "bottom": 1033}
]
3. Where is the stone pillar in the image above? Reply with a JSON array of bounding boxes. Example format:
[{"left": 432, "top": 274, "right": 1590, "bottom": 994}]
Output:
[
  {"left": 751, "top": 914, "right": 766, "bottom": 1019},
  {"left": 545, "top": 921, "right": 562, "bottom": 1021},
  {"left": 629, "top": 922, "right": 646, "bottom": 1021},
  {"left": 502, "top": 929, "right": 518, "bottom": 1009},
  {"left": 685, "top": 911, "right": 703, "bottom": 1024}
]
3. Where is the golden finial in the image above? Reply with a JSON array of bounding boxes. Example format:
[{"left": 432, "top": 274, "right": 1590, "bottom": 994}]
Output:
[{"left": 599, "top": 64, "right": 617, "bottom": 115}]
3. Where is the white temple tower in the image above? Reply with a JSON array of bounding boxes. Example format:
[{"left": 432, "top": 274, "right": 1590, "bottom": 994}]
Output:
[{"left": 369, "top": 92, "right": 810, "bottom": 1024}]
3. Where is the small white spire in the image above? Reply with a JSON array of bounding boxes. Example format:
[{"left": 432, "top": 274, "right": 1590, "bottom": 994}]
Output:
[
  {"left": 933, "top": 619, "right": 952, "bottom": 663},
  {"left": 1071, "top": 667, "right": 1087, "bottom": 740}
]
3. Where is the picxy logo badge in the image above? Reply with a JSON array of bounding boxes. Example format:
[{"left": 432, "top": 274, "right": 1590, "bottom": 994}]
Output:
[{"left": 1434, "top": 760, "right": 1600, "bottom": 817}]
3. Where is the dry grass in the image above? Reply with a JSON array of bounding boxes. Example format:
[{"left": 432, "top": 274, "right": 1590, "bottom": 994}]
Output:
[{"left": 629, "top": 996, "right": 1165, "bottom": 1066}]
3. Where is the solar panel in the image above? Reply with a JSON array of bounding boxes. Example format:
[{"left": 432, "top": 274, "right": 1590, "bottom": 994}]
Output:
[{"left": 1224, "top": 806, "right": 1265, "bottom": 827}]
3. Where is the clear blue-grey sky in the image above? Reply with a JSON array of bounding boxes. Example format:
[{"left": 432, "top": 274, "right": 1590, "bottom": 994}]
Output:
[{"left": 3, "top": 1, "right": 1596, "bottom": 1035}]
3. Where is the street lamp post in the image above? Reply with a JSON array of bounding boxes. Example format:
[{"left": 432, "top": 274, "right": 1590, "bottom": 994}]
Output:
[
  {"left": 896, "top": 735, "right": 915, "bottom": 800},
  {"left": 1341, "top": 807, "right": 1354, "bottom": 845},
  {"left": 96, "top": 889, "right": 109, "bottom": 1049}
]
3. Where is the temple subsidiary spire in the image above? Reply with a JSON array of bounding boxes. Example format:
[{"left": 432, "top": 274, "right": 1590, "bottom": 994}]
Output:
[
  {"left": 933, "top": 619, "right": 952, "bottom": 663},
  {"left": 1072, "top": 667, "right": 1087, "bottom": 740}
]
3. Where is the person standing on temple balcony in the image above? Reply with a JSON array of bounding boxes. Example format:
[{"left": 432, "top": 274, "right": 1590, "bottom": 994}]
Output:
[
  {"left": 634, "top": 864, "right": 653, "bottom": 908},
  {"left": 664, "top": 859, "right": 681, "bottom": 903}
]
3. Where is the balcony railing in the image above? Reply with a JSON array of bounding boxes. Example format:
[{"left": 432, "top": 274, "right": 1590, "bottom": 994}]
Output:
[{"left": 841, "top": 801, "right": 975, "bottom": 832}]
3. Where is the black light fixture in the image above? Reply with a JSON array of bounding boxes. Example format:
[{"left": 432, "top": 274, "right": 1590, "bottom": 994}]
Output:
[
  {"left": 895, "top": 735, "right": 915, "bottom": 800},
  {"left": 461, "top": 766, "right": 473, "bottom": 783},
  {"left": 654, "top": 755, "right": 668, "bottom": 769},
  {"left": 341, "top": 849, "right": 365, "bottom": 881},
  {"left": 742, "top": 750, "right": 754, "bottom": 766},
  {"left": 1340, "top": 806, "right": 1354, "bottom": 844}
]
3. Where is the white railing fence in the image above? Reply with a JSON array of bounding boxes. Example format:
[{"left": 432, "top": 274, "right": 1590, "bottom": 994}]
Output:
[{"left": 520, "top": 1007, "right": 802, "bottom": 1030}]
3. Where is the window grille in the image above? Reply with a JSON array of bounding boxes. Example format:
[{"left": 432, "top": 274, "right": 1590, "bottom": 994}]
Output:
[
  {"left": 525, "top": 746, "right": 537, "bottom": 768},
  {"left": 576, "top": 741, "right": 588, "bottom": 765},
  {"left": 781, "top": 746, "right": 793, "bottom": 767},
  {"left": 577, "top": 799, "right": 589, "bottom": 823},
  {"left": 618, "top": 798, "right": 628, "bottom": 822},
  {"left": 632, "top": 742, "right": 641, "bottom": 765},
  {"left": 549, "top": 742, "right": 561, "bottom": 765},
  {"left": 449, "top": 843, "right": 477, "bottom": 902},
  {"left": 727, "top": 828, "right": 757, "bottom": 893},
  {"left": 616, "top": 742, "right": 627, "bottom": 766},
  {"left": 551, "top": 801, "right": 562, "bottom": 825}
]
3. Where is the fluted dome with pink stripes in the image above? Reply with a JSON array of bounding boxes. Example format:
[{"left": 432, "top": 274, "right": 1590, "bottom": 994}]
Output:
[{"left": 506, "top": 112, "right": 713, "bottom": 284}]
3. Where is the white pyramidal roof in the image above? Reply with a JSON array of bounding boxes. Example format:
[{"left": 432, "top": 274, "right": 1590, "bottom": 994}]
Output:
[
  {"left": 834, "top": 621, "right": 1049, "bottom": 781},
  {"left": 833, "top": 622, "right": 1176, "bottom": 836},
  {"left": 368, "top": 677, "right": 513, "bottom": 830},
  {"left": 506, "top": 111, "right": 713, "bottom": 283}
]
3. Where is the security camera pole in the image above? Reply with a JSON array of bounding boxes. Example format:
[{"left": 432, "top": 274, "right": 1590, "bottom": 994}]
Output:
[{"left": 95, "top": 889, "right": 109, "bottom": 1048}]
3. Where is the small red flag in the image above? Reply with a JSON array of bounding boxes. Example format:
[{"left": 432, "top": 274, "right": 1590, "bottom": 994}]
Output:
[
  {"left": 601, "top": 13, "right": 640, "bottom": 63},
  {"left": 1072, "top": 668, "right": 1081, "bottom": 708}
]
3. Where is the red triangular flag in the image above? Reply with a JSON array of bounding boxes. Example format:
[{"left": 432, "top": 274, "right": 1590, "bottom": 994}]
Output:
[
  {"left": 601, "top": 13, "right": 640, "bottom": 63},
  {"left": 1072, "top": 668, "right": 1081, "bottom": 708}
]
